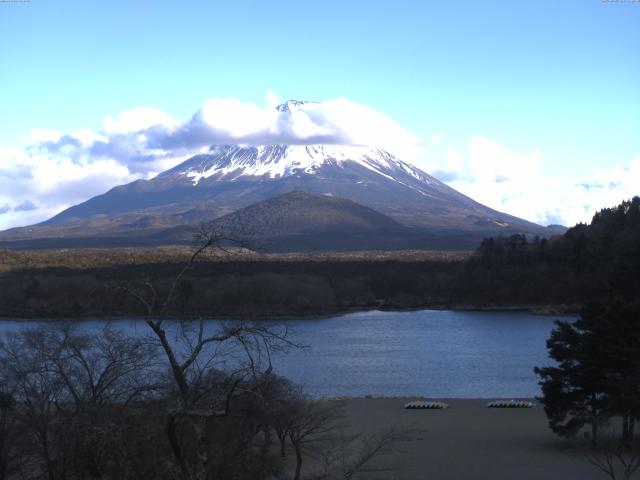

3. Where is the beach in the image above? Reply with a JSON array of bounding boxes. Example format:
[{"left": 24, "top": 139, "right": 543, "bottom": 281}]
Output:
[{"left": 332, "top": 398, "right": 603, "bottom": 480}]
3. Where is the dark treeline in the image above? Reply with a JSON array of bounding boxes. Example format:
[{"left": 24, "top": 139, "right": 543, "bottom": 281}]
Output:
[
  {"left": 1, "top": 197, "right": 639, "bottom": 318},
  {"left": 461, "top": 196, "right": 640, "bottom": 308},
  {"left": 0, "top": 259, "right": 460, "bottom": 319}
]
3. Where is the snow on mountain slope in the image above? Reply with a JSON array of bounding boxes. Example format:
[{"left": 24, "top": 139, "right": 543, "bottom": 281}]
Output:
[
  {"left": 159, "top": 144, "right": 435, "bottom": 187},
  {"left": 158, "top": 100, "right": 434, "bottom": 187}
]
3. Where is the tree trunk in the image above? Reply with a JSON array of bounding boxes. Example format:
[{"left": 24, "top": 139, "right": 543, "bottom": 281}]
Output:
[
  {"left": 292, "top": 439, "right": 303, "bottom": 480},
  {"left": 622, "top": 414, "right": 634, "bottom": 448},
  {"left": 192, "top": 419, "right": 208, "bottom": 480},
  {"left": 46, "top": 459, "right": 56, "bottom": 480},
  {"left": 147, "top": 322, "right": 190, "bottom": 398},
  {"left": 589, "top": 396, "right": 600, "bottom": 447},
  {"left": 39, "top": 432, "right": 56, "bottom": 480},
  {"left": 165, "top": 414, "right": 190, "bottom": 480},
  {"left": 0, "top": 436, "right": 7, "bottom": 480},
  {"left": 261, "top": 428, "right": 271, "bottom": 457},
  {"left": 278, "top": 433, "right": 287, "bottom": 457}
]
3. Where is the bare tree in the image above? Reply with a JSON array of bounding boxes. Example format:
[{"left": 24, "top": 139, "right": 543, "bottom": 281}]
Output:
[
  {"left": 584, "top": 430, "right": 640, "bottom": 480},
  {"left": 311, "top": 426, "right": 411, "bottom": 480},
  {"left": 41, "top": 324, "right": 158, "bottom": 409},
  {"left": 264, "top": 375, "right": 300, "bottom": 458},
  {"left": 0, "top": 388, "right": 21, "bottom": 480},
  {"left": 287, "top": 398, "right": 345, "bottom": 480},
  {"left": 119, "top": 224, "right": 298, "bottom": 480},
  {"left": 1, "top": 328, "right": 70, "bottom": 480},
  {"left": 267, "top": 388, "right": 412, "bottom": 480},
  {"left": 0, "top": 324, "right": 161, "bottom": 480},
  {"left": 45, "top": 324, "right": 158, "bottom": 478},
  {"left": 0, "top": 222, "right": 408, "bottom": 480}
]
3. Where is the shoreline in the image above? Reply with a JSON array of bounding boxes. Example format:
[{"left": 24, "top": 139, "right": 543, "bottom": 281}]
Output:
[
  {"left": 0, "top": 303, "right": 580, "bottom": 322},
  {"left": 318, "top": 395, "right": 540, "bottom": 401}
]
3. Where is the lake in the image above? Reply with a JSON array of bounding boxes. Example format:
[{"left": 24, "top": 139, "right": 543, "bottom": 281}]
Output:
[{"left": 0, "top": 309, "right": 571, "bottom": 398}]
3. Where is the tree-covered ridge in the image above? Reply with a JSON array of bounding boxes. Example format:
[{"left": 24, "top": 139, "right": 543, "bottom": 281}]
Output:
[
  {"left": 461, "top": 197, "right": 640, "bottom": 307},
  {"left": 532, "top": 200, "right": 640, "bottom": 467},
  {"left": 475, "top": 196, "right": 640, "bottom": 269}
]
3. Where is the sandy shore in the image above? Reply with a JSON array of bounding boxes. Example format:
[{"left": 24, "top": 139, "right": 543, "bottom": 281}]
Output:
[{"left": 332, "top": 398, "right": 602, "bottom": 480}]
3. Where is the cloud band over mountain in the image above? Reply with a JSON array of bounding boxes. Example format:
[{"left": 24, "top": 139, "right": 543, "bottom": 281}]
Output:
[{"left": 0, "top": 93, "right": 637, "bottom": 230}]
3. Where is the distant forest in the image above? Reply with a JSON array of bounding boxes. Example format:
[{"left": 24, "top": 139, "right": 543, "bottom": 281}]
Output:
[
  {"left": 461, "top": 196, "right": 640, "bottom": 309},
  {"left": 0, "top": 197, "right": 638, "bottom": 318}
]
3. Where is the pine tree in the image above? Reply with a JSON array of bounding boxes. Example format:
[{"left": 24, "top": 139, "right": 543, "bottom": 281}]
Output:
[
  {"left": 592, "top": 302, "right": 640, "bottom": 447},
  {"left": 535, "top": 301, "right": 640, "bottom": 446},
  {"left": 535, "top": 310, "right": 609, "bottom": 446}
]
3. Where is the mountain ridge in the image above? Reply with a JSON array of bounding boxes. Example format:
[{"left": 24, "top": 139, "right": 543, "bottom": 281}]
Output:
[{"left": 37, "top": 143, "right": 553, "bottom": 233}]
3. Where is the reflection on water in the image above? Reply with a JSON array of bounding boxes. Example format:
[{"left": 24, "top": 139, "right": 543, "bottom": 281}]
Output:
[{"left": 0, "top": 309, "right": 571, "bottom": 398}]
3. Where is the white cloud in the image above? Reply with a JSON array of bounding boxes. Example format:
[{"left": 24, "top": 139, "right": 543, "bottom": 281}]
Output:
[
  {"left": 24, "top": 129, "right": 62, "bottom": 143},
  {"left": 2, "top": 92, "right": 636, "bottom": 232},
  {"left": 0, "top": 94, "right": 422, "bottom": 230},
  {"left": 432, "top": 135, "right": 640, "bottom": 227},
  {"left": 265, "top": 90, "right": 282, "bottom": 108},
  {"left": 0, "top": 142, "right": 141, "bottom": 231},
  {"left": 197, "top": 98, "right": 280, "bottom": 139},
  {"left": 146, "top": 97, "right": 424, "bottom": 161},
  {"left": 102, "top": 108, "right": 178, "bottom": 135}
]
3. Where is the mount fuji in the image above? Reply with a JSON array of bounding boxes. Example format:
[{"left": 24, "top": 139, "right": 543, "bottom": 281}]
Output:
[{"left": 0, "top": 101, "right": 564, "bottom": 250}]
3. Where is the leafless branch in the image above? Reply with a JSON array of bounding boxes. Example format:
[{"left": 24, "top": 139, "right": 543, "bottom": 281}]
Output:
[{"left": 584, "top": 432, "right": 640, "bottom": 480}]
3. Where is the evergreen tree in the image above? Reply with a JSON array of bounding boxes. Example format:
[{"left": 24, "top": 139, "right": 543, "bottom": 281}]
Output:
[
  {"left": 592, "top": 302, "right": 640, "bottom": 446},
  {"left": 535, "top": 310, "right": 610, "bottom": 446},
  {"left": 535, "top": 301, "right": 640, "bottom": 446}
]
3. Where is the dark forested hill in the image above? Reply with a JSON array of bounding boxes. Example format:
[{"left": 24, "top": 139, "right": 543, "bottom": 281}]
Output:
[{"left": 455, "top": 197, "right": 640, "bottom": 307}]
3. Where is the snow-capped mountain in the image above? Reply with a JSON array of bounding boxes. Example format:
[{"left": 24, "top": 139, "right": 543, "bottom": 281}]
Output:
[
  {"left": 40, "top": 142, "right": 507, "bottom": 229},
  {"left": 0, "top": 101, "right": 565, "bottom": 250},
  {"left": 275, "top": 99, "right": 315, "bottom": 112},
  {"left": 158, "top": 144, "right": 435, "bottom": 186}
]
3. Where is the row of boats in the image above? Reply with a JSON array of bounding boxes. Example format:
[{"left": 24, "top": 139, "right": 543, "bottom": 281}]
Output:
[{"left": 404, "top": 399, "right": 535, "bottom": 409}]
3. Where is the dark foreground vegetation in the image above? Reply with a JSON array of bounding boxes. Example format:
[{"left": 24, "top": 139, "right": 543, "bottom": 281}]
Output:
[
  {"left": 0, "top": 230, "right": 412, "bottom": 480},
  {"left": 0, "top": 320, "right": 404, "bottom": 480},
  {"left": 1, "top": 198, "right": 639, "bottom": 318}
]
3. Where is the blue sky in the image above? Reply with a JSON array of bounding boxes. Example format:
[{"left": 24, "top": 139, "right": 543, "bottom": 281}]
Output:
[{"left": 0, "top": 0, "right": 639, "bottom": 228}]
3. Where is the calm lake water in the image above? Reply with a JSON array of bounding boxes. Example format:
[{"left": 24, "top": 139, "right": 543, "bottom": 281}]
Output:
[{"left": 0, "top": 309, "right": 571, "bottom": 398}]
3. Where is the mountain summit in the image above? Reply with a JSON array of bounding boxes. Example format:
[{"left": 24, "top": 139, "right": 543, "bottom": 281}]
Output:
[{"left": 275, "top": 99, "right": 316, "bottom": 112}]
